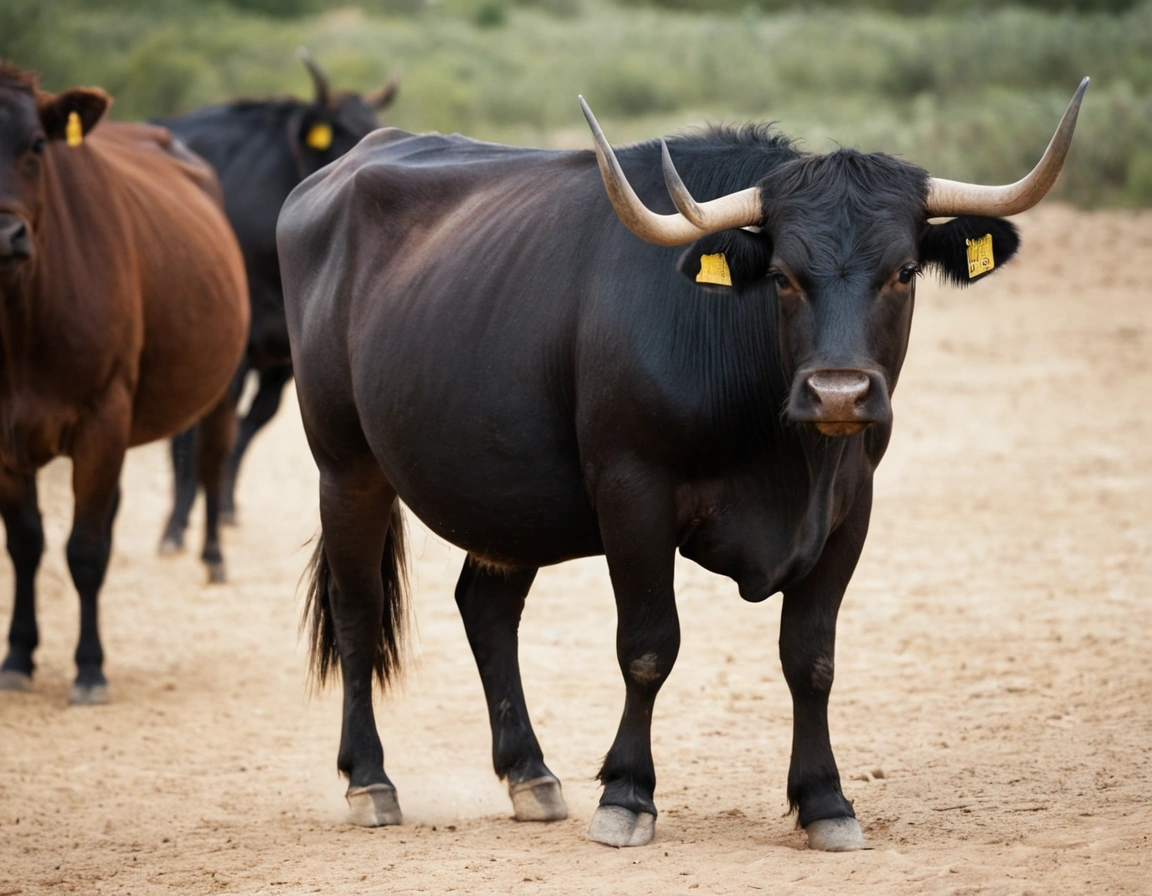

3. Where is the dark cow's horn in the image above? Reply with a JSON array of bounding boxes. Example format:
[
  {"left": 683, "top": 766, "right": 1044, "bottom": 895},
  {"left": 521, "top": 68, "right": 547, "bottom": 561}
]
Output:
[
  {"left": 660, "top": 139, "right": 762, "bottom": 232},
  {"left": 580, "top": 96, "right": 761, "bottom": 247},
  {"left": 297, "top": 46, "right": 331, "bottom": 109},
  {"left": 925, "top": 77, "right": 1089, "bottom": 218}
]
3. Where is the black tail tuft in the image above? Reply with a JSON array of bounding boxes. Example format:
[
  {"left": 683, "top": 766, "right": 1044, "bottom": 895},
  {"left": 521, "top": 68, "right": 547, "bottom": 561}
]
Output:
[{"left": 302, "top": 503, "right": 410, "bottom": 691}]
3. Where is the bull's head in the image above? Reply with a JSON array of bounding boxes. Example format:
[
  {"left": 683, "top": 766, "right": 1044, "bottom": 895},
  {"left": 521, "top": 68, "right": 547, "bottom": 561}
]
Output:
[
  {"left": 291, "top": 47, "right": 399, "bottom": 176},
  {"left": 581, "top": 79, "right": 1087, "bottom": 437},
  {"left": 0, "top": 64, "right": 110, "bottom": 270}
]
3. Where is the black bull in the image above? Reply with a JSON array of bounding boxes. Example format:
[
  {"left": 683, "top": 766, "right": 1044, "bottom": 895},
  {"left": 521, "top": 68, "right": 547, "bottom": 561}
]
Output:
[{"left": 278, "top": 81, "right": 1087, "bottom": 850}]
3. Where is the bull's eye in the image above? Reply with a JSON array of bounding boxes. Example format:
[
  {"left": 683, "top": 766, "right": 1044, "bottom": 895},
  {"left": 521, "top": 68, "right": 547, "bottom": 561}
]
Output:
[
  {"left": 30, "top": 137, "right": 46, "bottom": 155},
  {"left": 769, "top": 270, "right": 794, "bottom": 292},
  {"left": 897, "top": 263, "right": 920, "bottom": 285}
]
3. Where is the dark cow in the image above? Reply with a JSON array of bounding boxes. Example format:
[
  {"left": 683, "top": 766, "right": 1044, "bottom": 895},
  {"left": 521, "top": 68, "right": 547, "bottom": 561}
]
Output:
[
  {"left": 278, "top": 80, "right": 1087, "bottom": 848},
  {"left": 154, "top": 49, "right": 396, "bottom": 555},
  {"left": 0, "top": 63, "right": 248, "bottom": 702}
]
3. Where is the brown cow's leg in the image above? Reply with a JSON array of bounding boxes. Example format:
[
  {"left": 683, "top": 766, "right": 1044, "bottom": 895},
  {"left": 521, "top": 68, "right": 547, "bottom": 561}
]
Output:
[
  {"left": 66, "top": 390, "right": 131, "bottom": 706},
  {"left": 779, "top": 484, "right": 872, "bottom": 851},
  {"left": 195, "top": 394, "right": 237, "bottom": 584},
  {"left": 588, "top": 465, "right": 679, "bottom": 848},
  {"left": 454, "top": 558, "right": 567, "bottom": 822},
  {"left": 0, "top": 471, "right": 43, "bottom": 689}
]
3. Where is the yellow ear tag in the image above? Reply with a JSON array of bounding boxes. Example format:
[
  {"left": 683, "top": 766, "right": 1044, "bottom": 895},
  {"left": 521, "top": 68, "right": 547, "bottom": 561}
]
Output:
[
  {"left": 696, "top": 252, "right": 732, "bottom": 287},
  {"left": 65, "top": 111, "right": 83, "bottom": 147},
  {"left": 966, "top": 233, "right": 995, "bottom": 279},
  {"left": 305, "top": 122, "right": 332, "bottom": 151}
]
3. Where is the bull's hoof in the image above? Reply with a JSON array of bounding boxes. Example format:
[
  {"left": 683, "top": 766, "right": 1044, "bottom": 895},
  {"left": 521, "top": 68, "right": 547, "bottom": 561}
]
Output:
[
  {"left": 220, "top": 509, "right": 238, "bottom": 527},
  {"left": 205, "top": 560, "right": 227, "bottom": 585},
  {"left": 158, "top": 536, "right": 184, "bottom": 556},
  {"left": 586, "top": 805, "right": 655, "bottom": 848},
  {"left": 510, "top": 775, "right": 568, "bottom": 822},
  {"left": 68, "top": 682, "right": 110, "bottom": 705},
  {"left": 0, "top": 669, "right": 33, "bottom": 691},
  {"left": 346, "top": 783, "right": 402, "bottom": 827},
  {"left": 805, "top": 817, "right": 869, "bottom": 851}
]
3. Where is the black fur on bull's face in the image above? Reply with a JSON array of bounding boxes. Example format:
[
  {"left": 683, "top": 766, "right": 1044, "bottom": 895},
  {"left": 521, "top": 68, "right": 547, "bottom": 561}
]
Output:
[
  {"left": 675, "top": 151, "right": 1020, "bottom": 436},
  {"left": 0, "top": 65, "right": 109, "bottom": 269},
  {"left": 580, "top": 79, "right": 1084, "bottom": 438}
]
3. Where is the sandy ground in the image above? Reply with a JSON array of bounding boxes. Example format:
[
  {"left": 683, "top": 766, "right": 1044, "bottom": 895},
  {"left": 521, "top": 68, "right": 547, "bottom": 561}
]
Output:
[{"left": 1, "top": 205, "right": 1151, "bottom": 895}]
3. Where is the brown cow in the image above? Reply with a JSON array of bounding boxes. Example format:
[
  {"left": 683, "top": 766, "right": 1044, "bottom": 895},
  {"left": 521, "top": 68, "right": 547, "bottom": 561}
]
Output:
[{"left": 0, "top": 63, "right": 249, "bottom": 704}]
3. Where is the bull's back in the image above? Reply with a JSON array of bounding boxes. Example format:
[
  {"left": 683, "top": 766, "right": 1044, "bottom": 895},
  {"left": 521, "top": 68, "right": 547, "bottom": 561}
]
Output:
[{"left": 280, "top": 129, "right": 605, "bottom": 564}]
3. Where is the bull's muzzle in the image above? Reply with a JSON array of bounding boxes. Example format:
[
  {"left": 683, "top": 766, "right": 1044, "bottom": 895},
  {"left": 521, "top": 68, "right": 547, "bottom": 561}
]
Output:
[
  {"left": 0, "top": 213, "right": 32, "bottom": 266},
  {"left": 790, "top": 368, "right": 891, "bottom": 437}
]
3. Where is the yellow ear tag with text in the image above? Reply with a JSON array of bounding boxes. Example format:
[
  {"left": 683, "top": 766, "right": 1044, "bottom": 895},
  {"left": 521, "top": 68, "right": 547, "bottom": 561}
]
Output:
[
  {"left": 66, "top": 111, "right": 83, "bottom": 147},
  {"left": 966, "top": 233, "right": 995, "bottom": 279},
  {"left": 305, "top": 122, "right": 332, "bottom": 151},
  {"left": 696, "top": 252, "right": 732, "bottom": 287}
]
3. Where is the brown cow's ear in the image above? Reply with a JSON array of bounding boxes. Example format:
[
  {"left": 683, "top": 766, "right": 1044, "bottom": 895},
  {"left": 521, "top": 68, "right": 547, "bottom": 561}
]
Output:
[{"left": 39, "top": 87, "right": 112, "bottom": 143}]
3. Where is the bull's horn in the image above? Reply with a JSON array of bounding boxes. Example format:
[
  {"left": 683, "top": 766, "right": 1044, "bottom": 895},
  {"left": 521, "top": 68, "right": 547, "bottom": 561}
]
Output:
[
  {"left": 926, "top": 77, "right": 1089, "bottom": 218},
  {"left": 581, "top": 96, "right": 715, "bottom": 246},
  {"left": 660, "top": 139, "right": 761, "bottom": 232},
  {"left": 297, "top": 46, "right": 331, "bottom": 109},
  {"left": 366, "top": 74, "right": 400, "bottom": 111}
]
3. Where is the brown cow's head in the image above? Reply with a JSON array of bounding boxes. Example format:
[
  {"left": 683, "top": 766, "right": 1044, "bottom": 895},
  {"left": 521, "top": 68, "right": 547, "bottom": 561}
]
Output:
[
  {"left": 290, "top": 48, "right": 398, "bottom": 178},
  {"left": 0, "top": 63, "right": 110, "bottom": 270},
  {"left": 581, "top": 79, "right": 1087, "bottom": 438}
]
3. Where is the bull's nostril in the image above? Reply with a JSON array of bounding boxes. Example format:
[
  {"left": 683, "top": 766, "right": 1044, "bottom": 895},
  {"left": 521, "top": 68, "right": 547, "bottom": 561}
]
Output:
[{"left": 0, "top": 218, "right": 31, "bottom": 259}]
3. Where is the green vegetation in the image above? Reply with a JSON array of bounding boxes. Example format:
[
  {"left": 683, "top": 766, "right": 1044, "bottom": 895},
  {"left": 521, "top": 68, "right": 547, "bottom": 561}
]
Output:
[{"left": 3, "top": 0, "right": 1150, "bottom": 205}]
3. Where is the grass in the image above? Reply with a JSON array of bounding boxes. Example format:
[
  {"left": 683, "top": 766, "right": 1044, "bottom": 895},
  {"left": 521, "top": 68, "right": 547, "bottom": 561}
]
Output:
[{"left": 4, "top": 0, "right": 1151, "bottom": 205}]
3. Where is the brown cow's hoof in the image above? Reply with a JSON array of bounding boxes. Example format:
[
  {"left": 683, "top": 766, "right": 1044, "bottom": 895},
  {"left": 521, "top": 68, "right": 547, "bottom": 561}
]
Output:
[
  {"left": 68, "top": 682, "right": 110, "bottom": 705},
  {"left": 510, "top": 775, "right": 567, "bottom": 822},
  {"left": 346, "top": 783, "right": 402, "bottom": 827},
  {"left": 0, "top": 670, "right": 32, "bottom": 691},
  {"left": 805, "top": 817, "right": 869, "bottom": 851},
  {"left": 158, "top": 537, "right": 183, "bottom": 556},
  {"left": 586, "top": 805, "right": 655, "bottom": 847},
  {"left": 206, "top": 561, "right": 227, "bottom": 585}
]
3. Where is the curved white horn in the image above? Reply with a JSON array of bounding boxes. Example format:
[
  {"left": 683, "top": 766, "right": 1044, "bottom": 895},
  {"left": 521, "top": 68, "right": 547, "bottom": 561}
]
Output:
[
  {"left": 660, "top": 139, "right": 762, "bottom": 232},
  {"left": 926, "top": 77, "right": 1089, "bottom": 218},
  {"left": 580, "top": 96, "right": 713, "bottom": 247}
]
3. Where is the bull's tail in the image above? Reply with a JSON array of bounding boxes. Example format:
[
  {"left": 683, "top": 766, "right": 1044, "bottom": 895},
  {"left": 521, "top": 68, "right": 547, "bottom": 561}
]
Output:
[{"left": 302, "top": 503, "right": 410, "bottom": 691}]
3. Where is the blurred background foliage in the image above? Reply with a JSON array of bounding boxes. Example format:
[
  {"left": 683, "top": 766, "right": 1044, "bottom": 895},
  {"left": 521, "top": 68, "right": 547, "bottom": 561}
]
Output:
[{"left": 2, "top": 0, "right": 1150, "bottom": 205}]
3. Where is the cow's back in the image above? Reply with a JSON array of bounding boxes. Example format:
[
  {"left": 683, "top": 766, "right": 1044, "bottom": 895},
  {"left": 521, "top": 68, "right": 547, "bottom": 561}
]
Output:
[{"left": 45, "top": 122, "right": 248, "bottom": 444}]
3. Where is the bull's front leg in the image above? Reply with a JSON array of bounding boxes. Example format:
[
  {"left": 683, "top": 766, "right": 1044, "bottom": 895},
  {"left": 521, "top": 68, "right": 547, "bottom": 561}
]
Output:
[
  {"left": 588, "top": 465, "right": 680, "bottom": 848},
  {"left": 779, "top": 485, "right": 872, "bottom": 851},
  {"left": 0, "top": 471, "right": 43, "bottom": 689}
]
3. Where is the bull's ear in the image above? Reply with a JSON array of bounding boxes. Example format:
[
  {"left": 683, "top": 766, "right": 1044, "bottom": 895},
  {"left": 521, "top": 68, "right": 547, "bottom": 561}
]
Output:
[
  {"left": 677, "top": 229, "right": 773, "bottom": 294},
  {"left": 38, "top": 87, "right": 111, "bottom": 142},
  {"left": 920, "top": 216, "right": 1020, "bottom": 287}
]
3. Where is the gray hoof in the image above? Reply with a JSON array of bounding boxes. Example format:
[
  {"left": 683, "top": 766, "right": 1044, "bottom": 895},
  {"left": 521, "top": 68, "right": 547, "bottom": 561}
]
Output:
[
  {"left": 509, "top": 775, "right": 568, "bottom": 822},
  {"left": 586, "top": 805, "right": 656, "bottom": 848},
  {"left": 0, "top": 670, "right": 32, "bottom": 691},
  {"left": 805, "top": 817, "right": 869, "bottom": 851},
  {"left": 346, "top": 783, "right": 402, "bottom": 827},
  {"left": 158, "top": 537, "right": 183, "bottom": 556},
  {"left": 205, "top": 561, "right": 227, "bottom": 585},
  {"left": 68, "top": 682, "right": 110, "bottom": 705}
]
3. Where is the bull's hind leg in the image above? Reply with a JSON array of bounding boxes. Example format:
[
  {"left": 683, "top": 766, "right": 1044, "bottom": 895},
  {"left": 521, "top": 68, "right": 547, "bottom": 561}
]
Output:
[
  {"left": 194, "top": 394, "right": 237, "bottom": 583},
  {"left": 0, "top": 472, "right": 43, "bottom": 690},
  {"left": 779, "top": 488, "right": 872, "bottom": 851},
  {"left": 454, "top": 557, "right": 567, "bottom": 822},
  {"left": 222, "top": 363, "right": 293, "bottom": 525},
  {"left": 312, "top": 457, "right": 407, "bottom": 827}
]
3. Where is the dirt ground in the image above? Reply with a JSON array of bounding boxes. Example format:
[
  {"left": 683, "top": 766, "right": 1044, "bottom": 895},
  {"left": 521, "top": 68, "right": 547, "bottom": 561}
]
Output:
[{"left": 2, "top": 205, "right": 1151, "bottom": 895}]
